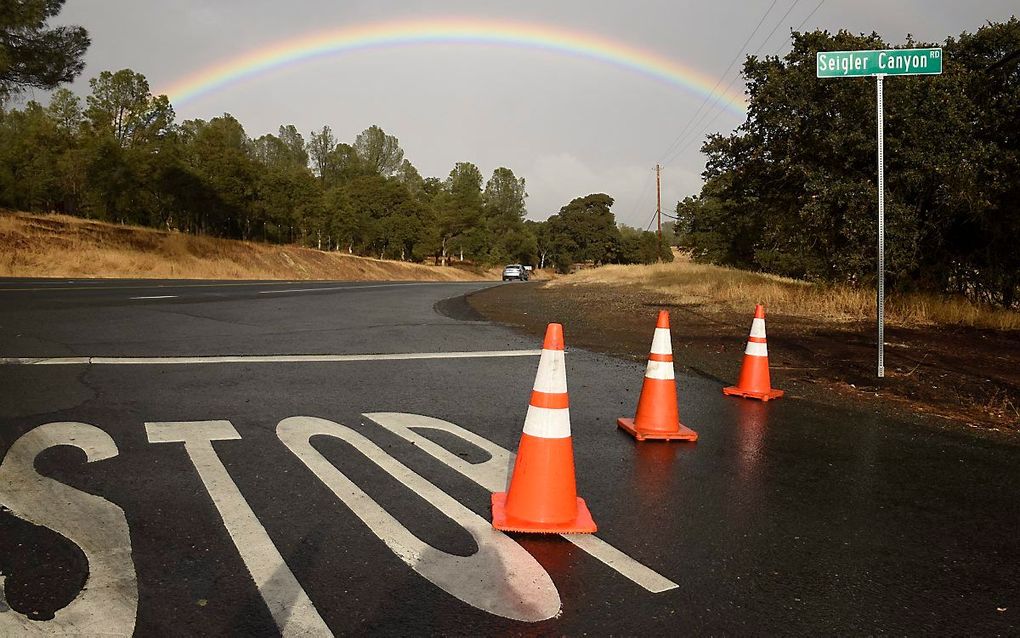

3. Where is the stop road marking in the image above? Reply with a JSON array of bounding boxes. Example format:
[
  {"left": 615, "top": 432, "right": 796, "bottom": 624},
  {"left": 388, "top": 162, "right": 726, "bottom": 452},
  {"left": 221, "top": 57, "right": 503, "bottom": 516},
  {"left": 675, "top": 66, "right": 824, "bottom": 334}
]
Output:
[{"left": 1, "top": 413, "right": 675, "bottom": 635}]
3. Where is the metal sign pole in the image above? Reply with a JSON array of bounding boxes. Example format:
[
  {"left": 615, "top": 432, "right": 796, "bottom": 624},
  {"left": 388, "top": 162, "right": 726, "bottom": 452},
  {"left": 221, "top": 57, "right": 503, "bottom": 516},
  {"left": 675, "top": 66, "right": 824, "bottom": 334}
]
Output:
[
  {"left": 817, "top": 48, "right": 943, "bottom": 379},
  {"left": 876, "top": 74, "right": 885, "bottom": 378}
]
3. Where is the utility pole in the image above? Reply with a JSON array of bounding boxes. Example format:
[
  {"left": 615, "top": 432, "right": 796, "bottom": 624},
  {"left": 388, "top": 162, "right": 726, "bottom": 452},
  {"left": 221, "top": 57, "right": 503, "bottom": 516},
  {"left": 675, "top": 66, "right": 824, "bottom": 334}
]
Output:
[{"left": 656, "top": 164, "right": 662, "bottom": 262}]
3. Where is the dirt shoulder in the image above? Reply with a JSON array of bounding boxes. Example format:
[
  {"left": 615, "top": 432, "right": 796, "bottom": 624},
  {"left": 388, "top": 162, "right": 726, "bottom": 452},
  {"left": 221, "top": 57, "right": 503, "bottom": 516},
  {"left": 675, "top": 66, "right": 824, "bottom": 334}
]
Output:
[{"left": 468, "top": 281, "right": 1020, "bottom": 443}]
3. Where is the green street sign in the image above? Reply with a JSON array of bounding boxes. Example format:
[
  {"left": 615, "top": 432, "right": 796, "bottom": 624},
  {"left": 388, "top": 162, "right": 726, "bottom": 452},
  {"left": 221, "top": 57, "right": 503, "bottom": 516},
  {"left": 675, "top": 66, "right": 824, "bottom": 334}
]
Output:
[{"left": 816, "top": 48, "right": 943, "bottom": 78}]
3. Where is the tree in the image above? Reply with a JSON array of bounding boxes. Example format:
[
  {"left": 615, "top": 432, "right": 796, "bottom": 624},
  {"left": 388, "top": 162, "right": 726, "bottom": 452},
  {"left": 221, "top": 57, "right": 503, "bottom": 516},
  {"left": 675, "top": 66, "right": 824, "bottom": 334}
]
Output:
[
  {"left": 618, "top": 224, "right": 671, "bottom": 264},
  {"left": 526, "top": 219, "right": 551, "bottom": 269},
  {"left": 320, "top": 142, "right": 362, "bottom": 186},
  {"left": 181, "top": 114, "right": 260, "bottom": 239},
  {"left": 321, "top": 185, "right": 361, "bottom": 252},
  {"left": 660, "top": 220, "right": 678, "bottom": 248},
  {"left": 546, "top": 193, "right": 622, "bottom": 267},
  {"left": 46, "top": 87, "right": 82, "bottom": 132},
  {"left": 47, "top": 90, "right": 87, "bottom": 214},
  {"left": 251, "top": 125, "right": 309, "bottom": 171},
  {"left": 434, "top": 162, "right": 483, "bottom": 263},
  {"left": 353, "top": 124, "right": 404, "bottom": 176},
  {"left": 684, "top": 21, "right": 1020, "bottom": 306},
  {"left": 276, "top": 124, "right": 308, "bottom": 168},
  {"left": 1, "top": 79, "right": 572, "bottom": 271},
  {"left": 483, "top": 167, "right": 527, "bottom": 222},
  {"left": 77, "top": 69, "right": 178, "bottom": 225},
  {"left": 395, "top": 159, "right": 424, "bottom": 196},
  {"left": 307, "top": 125, "right": 336, "bottom": 178},
  {"left": 0, "top": 0, "right": 89, "bottom": 100},
  {"left": 0, "top": 100, "right": 61, "bottom": 210},
  {"left": 85, "top": 69, "right": 174, "bottom": 148},
  {"left": 479, "top": 167, "right": 528, "bottom": 262}
]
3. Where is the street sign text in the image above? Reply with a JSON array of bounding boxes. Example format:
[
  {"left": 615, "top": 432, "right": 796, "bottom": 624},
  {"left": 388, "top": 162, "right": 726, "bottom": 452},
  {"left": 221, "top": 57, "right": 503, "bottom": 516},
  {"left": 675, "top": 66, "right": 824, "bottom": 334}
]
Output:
[{"left": 816, "top": 48, "right": 943, "bottom": 78}]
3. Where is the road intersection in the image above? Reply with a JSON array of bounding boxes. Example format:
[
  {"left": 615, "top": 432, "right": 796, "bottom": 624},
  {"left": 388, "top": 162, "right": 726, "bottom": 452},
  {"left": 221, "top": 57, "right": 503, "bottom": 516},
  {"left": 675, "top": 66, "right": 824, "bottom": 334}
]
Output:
[{"left": 1, "top": 279, "right": 1017, "bottom": 635}]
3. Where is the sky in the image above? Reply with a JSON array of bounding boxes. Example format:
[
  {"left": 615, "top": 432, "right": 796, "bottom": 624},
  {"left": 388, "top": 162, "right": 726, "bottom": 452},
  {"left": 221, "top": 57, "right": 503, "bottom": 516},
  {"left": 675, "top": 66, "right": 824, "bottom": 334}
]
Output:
[{"left": 40, "top": 1, "right": 1020, "bottom": 227}]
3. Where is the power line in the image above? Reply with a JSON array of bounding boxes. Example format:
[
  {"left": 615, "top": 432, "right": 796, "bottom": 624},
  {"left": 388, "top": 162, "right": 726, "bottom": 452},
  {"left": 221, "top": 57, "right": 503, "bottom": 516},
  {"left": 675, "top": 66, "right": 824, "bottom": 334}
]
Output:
[
  {"left": 645, "top": 211, "right": 658, "bottom": 231},
  {"left": 642, "top": 2, "right": 781, "bottom": 224},
  {"left": 751, "top": 0, "right": 803, "bottom": 57},
  {"left": 644, "top": 200, "right": 659, "bottom": 231},
  {"left": 661, "top": 0, "right": 808, "bottom": 166},
  {"left": 627, "top": 167, "right": 655, "bottom": 226},
  {"left": 656, "top": 0, "right": 779, "bottom": 164},
  {"left": 646, "top": 1, "right": 820, "bottom": 224},
  {"left": 792, "top": 0, "right": 825, "bottom": 35},
  {"left": 660, "top": 2, "right": 801, "bottom": 165},
  {"left": 769, "top": 0, "right": 824, "bottom": 58}
]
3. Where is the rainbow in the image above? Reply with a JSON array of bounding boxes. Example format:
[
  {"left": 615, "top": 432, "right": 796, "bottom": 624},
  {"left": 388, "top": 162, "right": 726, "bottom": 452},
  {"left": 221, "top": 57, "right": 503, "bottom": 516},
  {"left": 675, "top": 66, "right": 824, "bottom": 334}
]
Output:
[{"left": 157, "top": 18, "right": 748, "bottom": 115}]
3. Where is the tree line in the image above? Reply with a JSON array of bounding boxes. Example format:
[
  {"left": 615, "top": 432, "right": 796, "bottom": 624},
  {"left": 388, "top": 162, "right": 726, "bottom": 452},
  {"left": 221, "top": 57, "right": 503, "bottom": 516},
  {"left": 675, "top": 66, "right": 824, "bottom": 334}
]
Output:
[
  {"left": 674, "top": 19, "right": 1020, "bottom": 307},
  {"left": 0, "top": 67, "right": 671, "bottom": 269}
]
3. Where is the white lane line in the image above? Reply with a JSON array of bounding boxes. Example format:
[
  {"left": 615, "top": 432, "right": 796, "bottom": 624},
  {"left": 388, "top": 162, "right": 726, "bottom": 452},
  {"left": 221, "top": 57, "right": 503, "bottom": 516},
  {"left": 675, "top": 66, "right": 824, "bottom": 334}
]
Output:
[
  {"left": 365, "top": 412, "right": 680, "bottom": 594},
  {"left": 0, "top": 281, "right": 306, "bottom": 292},
  {"left": 257, "top": 283, "right": 426, "bottom": 294},
  {"left": 129, "top": 295, "right": 178, "bottom": 300},
  {"left": 0, "top": 350, "right": 542, "bottom": 366},
  {"left": 1, "top": 357, "right": 92, "bottom": 365},
  {"left": 0, "top": 280, "right": 487, "bottom": 293}
]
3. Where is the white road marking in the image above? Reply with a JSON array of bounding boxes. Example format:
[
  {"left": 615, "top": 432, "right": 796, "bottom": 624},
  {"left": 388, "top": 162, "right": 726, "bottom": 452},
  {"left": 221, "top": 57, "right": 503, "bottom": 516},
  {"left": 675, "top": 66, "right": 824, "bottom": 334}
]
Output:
[
  {"left": 0, "top": 280, "right": 483, "bottom": 293},
  {"left": 365, "top": 412, "right": 680, "bottom": 594},
  {"left": 1, "top": 356, "right": 92, "bottom": 365},
  {"left": 0, "top": 422, "right": 138, "bottom": 635},
  {"left": 0, "top": 350, "right": 542, "bottom": 366},
  {"left": 278, "top": 416, "right": 560, "bottom": 622},
  {"left": 145, "top": 420, "right": 332, "bottom": 637},
  {"left": 0, "top": 281, "right": 305, "bottom": 292},
  {"left": 257, "top": 283, "right": 427, "bottom": 294},
  {"left": 130, "top": 295, "right": 178, "bottom": 300}
]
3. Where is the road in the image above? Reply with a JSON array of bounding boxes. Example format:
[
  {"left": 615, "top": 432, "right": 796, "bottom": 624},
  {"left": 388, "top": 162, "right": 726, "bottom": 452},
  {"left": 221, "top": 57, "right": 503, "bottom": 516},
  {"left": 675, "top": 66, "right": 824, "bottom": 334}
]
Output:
[{"left": 0, "top": 278, "right": 1017, "bottom": 635}]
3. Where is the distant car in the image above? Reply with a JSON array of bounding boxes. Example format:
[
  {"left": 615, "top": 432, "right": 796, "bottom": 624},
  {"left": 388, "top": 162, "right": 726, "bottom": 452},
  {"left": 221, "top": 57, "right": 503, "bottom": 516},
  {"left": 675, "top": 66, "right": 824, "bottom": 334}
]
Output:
[{"left": 502, "top": 264, "right": 528, "bottom": 281}]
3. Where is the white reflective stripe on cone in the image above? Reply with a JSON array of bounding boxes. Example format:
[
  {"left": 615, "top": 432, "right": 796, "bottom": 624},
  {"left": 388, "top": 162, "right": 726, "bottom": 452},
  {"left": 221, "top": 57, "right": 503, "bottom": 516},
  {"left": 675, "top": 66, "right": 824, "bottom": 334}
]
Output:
[
  {"left": 749, "top": 318, "right": 767, "bottom": 339},
  {"left": 531, "top": 349, "right": 567, "bottom": 394},
  {"left": 744, "top": 341, "right": 768, "bottom": 357},
  {"left": 522, "top": 406, "right": 572, "bottom": 439},
  {"left": 650, "top": 328, "right": 673, "bottom": 355},
  {"left": 644, "top": 359, "right": 675, "bottom": 381}
]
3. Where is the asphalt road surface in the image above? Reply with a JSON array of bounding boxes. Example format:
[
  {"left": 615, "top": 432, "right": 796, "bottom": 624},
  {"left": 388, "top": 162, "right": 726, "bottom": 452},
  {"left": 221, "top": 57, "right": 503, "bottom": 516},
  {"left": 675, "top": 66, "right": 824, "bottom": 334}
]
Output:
[{"left": 0, "top": 278, "right": 1017, "bottom": 636}]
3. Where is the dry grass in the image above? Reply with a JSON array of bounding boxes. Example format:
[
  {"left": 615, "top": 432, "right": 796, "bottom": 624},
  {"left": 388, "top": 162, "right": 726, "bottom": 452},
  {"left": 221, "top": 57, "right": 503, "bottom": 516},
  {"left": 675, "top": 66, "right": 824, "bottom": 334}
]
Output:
[
  {"left": 0, "top": 212, "right": 492, "bottom": 282},
  {"left": 549, "top": 256, "right": 1020, "bottom": 331}
]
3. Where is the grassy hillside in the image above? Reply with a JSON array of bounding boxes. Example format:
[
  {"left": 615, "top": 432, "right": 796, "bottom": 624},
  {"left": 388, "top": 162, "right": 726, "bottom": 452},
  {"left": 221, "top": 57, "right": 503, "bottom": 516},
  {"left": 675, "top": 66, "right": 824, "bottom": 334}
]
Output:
[
  {"left": 552, "top": 256, "right": 1020, "bottom": 331},
  {"left": 0, "top": 212, "right": 491, "bottom": 281}
]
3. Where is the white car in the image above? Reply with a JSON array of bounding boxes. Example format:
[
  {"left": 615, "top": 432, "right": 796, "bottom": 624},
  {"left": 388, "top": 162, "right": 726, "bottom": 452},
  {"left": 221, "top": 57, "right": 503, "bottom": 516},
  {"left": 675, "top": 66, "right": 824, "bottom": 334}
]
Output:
[{"left": 502, "top": 264, "right": 528, "bottom": 281}]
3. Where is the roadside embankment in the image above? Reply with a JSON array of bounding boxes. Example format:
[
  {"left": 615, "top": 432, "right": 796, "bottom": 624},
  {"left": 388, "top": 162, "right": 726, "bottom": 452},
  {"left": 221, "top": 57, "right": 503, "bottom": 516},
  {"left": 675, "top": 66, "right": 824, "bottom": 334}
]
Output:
[
  {"left": 0, "top": 212, "right": 492, "bottom": 281},
  {"left": 469, "top": 258, "right": 1020, "bottom": 441}
]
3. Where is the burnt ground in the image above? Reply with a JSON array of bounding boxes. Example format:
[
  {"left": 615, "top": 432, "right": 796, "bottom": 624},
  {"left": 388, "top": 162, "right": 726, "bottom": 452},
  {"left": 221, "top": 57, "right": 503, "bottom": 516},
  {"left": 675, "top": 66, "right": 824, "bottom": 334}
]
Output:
[{"left": 468, "top": 281, "right": 1020, "bottom": 444}]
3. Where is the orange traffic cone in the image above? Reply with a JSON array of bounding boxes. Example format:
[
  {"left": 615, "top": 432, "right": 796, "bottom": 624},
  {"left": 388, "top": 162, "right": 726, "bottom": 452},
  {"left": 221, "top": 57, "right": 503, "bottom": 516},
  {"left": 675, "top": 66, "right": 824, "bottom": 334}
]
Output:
[
  {"left": 618, "top": 310, "right": 699, "bottom": 442},
  {"left": 723, "top": 304, "right": 784, "bottom": 401},
  {"left": 491, "top": 323, "right": 597, "bottom": 534}
]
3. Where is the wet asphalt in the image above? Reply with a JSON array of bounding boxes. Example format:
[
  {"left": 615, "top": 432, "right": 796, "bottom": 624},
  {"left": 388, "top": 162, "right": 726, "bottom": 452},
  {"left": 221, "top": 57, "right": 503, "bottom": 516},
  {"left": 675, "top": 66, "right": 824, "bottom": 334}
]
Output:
[{"left": 0, "top": 278, "right": 1017, "bottom": 636}]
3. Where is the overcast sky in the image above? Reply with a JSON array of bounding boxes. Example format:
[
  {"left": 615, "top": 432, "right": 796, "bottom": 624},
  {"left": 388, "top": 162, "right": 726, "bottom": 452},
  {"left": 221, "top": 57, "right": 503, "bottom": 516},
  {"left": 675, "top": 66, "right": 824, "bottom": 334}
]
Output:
[{"left": 43, "top": 1, "right": 1018, "bottom": 227}]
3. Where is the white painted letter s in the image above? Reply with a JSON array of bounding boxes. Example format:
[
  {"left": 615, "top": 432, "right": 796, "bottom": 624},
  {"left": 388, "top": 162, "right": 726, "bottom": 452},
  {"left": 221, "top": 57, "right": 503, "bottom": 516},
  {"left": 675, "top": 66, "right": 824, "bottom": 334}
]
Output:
[{"left": 0, "top": 422, "right": 137, "bottom": 635}]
